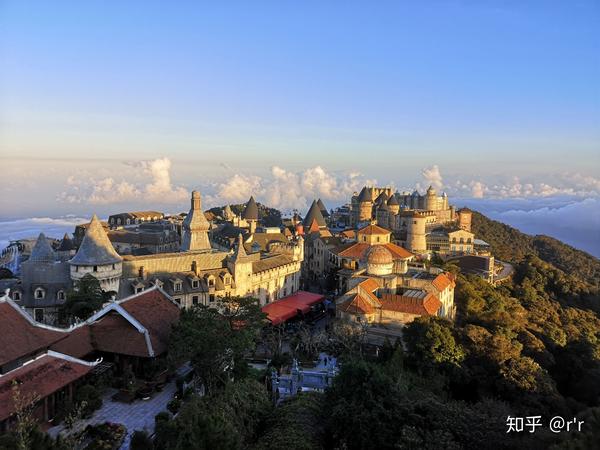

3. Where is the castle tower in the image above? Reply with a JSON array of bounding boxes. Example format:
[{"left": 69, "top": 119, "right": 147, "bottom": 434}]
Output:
[
  {"left": 457, "top": 208, "right": 472, "bottom": 232},
  {"left": 376, "top": 201, "right": 390, "bottom": 228},
  {"left": 303, "top": 200, "right": 327, "bottom": 231},
  {"left": 357, "top": 187, "right": 374, "bottom": 223},
  {"left": 242, "top": 196, "right": 259, "bottom": 234},
  {"left": 70, "top": 214, "right": 123, "bottom": 293},
  {"left": 227, "top": 234, "right": 253, "bottom": 294},
  {"left": 425, "top": 185, "right": 437, "bottom": 211},
  {"left": 181, "top": 191, "right": 211, "bottom": 251},
  {"left": 442, "top": 192, "right": 449, "bottom": 210},
  {"left": 29, "top": 233, "right": 55, "bottom": 264},
  {"left": 387, "top": 194, "right": 400, "bottom": 216},
  {"left": 316, "top": 198, "right": 330, "bottom": 223},
  {"left": 406, "top": 212, "right": 427, "bottom": 254},
  {"left": 410, "top": 190, "right": 420, "bottom": 209}
]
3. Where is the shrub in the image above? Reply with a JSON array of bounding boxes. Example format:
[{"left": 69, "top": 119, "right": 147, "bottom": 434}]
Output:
[
  {"left": 130, "top": 430, "right": 153, "bottom": 450},
  {"left": 75, "top": 384, "right": 103, "bottom": 417},
  {"left": 167, "top": 398, "right": 181, "bottom": 415}
]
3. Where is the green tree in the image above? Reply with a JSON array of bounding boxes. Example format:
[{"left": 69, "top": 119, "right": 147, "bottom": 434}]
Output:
[
  {"left": 168, "top": 296, "right": 266, "bottom": 393},
  {"left": 62, "top": 273, "right": 113, "bottom": 321}
]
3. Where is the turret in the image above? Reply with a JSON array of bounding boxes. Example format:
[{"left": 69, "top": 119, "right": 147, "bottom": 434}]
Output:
[
  {"left": 457, "top": 208, "right": 472, "bottom": 232},
  {"left": 425, "top": 185, "right": 437, "bottom": 211},
  {"left": 406, "top": 212, "right": 427, "bottom": 254},
  {"left": 70, "top": 214, "right": 123, "bottom": 293},
  {"left": 227, "top": 234, "right": 253, "bottom": 291},
  {"left": 181, "top": 191, "right": 211, "bottom": 251},
  {"left": 242, "top": 196, "right": 259, "bottom": 234}
]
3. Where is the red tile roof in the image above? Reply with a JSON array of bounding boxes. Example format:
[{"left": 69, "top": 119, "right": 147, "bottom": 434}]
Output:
[
  {"left": 262, "top": 291, "right": 325, "bottom": 325},
  {"left": 0, "top": 352, "right": 95, "bottom": 421},
  {"left": 379, "top": 292, "right": 441, "bottom": 315},
  {"left": 335, "top": 242, "right": 413, "bottom": 260},
  {"left": 357, "top": 224, "right": 391, "bottom": 235},
  {"left": 338, "top": 294, "right": 376, "bottom": 315},
  {"left": 0, "top": 302, "right": 66, "bottom": 367},
  {"left": 432, "top": 273, "right": 456, "bottom": 292},
  {"left": 358, "top": 278, "right": 380, "bottom": 293},
  {"left": 50, "top": 288, "right": 180, "bottom": 359}
]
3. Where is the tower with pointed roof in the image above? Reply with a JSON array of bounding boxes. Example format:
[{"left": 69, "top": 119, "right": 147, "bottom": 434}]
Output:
[
  {"left": 227, "top": 233, "right": 253, "bottom": 291},
  {"left": 242, "top": 196, "right": 259, "bottom": 233},
  {"left": 70, "top": 214, "right": 123, "bottom": 293},
  {"left": 181, "top": 191, "right": 212, "bottom": 252},
  {"left": 303, "top": 200, "right": 327, "bottom": 231}
]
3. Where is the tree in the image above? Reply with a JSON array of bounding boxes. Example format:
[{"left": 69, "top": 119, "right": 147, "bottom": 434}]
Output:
[
  {"left": 403, "top": 316, "right": 465, "bottom": 371},
  {"left": 131, "top": 430, "right": 153, "bottom": 450},
  {"left": 62, "top": 273, "right": 112, "bottom": 321},
  {"left": 168, "top": 296, "right": 266, "bottom": 393}
]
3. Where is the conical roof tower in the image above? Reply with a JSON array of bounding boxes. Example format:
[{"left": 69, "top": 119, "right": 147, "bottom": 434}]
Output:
[
  {"left": 29, "top": 233, "right": 55, "bottom": 263},
  {"left": 242, "top": 196, "right": 259, "bottom": 221},
  {"left": 303, "top": 200, "right": 326, "bottom": 228},
  {"left": 70, "top": 215, "right": 122, "bottom": 265},
  {"left": 181, "top": 191, "right": 212, "bottom": 251},
  {"left": 316, "top": 198, "right": 330, "bottom": 218}
]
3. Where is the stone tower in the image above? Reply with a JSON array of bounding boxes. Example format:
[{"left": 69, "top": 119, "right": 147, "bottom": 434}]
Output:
[
  {"left": 387, "top": 193, "right": 400, "bottom": 216},
  {"left": 227, "top": 234, "right": 253, "bottom": 294},
  {"left": 406, "top": 212, "right": 427, "bottom": 254},
  {"left": 457, "top": 208, "right": 472, "bottom": 232},
  {"left": 70, "top": 214, "right": 123, "bottom": 293},
  {"left": 357, "top": 187, "right": 374, "bottom": 223},
  {"left": 181, "top": 191, "right": 211, "bottom": 251},
  {"left": 425, "top": 186, "right": 437, "bottom": 211}
]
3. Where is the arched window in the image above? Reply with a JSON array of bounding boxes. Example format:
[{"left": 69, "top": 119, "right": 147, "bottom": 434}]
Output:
[
  {"left": 13, "top": 291, "right": 21, "bottom": 301},
  {"left": 57, "top": 290, "right": 65, "bottom": 301},
  {"left": 93, "top": 265, "right": 98, "bottom": 272},
  {"left": 35, "top": 288, "right": 45, "bottom": 299}
]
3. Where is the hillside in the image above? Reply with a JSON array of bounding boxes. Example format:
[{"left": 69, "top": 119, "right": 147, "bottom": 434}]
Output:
[{"left": 472, "top": 211, "right": 600, "bottom": 290}]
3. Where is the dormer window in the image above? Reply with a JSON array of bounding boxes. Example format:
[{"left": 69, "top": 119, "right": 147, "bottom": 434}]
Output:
[
  {"left": 35, "top": 288, "right": 45, "bottom": 299},
  {"left": 57, "top": 290, "right": 65, "bottom": 301},
  {"left": 174, "top": 282, "right": 182, "bottom": 292},
  {"left": 208, "top": 277, "right": 215, "bottom": 287},
  {"left": 192, "top": 280, "right": 199, "bottom": 289},
  {"left": 13, "top": 291, "right": 21, "bottom": 301}
]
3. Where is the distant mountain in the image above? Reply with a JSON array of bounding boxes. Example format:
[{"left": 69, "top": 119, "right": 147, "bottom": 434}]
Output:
[{"left": 472, "top": 211, "right": 600, "bottom": 290}]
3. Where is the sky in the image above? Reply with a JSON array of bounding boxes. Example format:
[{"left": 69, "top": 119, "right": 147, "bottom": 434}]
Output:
[{"left": 0, "top": 1, "right": 599, "bottom": 255}]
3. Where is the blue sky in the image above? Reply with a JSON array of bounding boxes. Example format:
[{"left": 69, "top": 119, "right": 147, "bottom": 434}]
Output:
[{"left": 0, "top": 1, "right": 599, "bottom": 254}]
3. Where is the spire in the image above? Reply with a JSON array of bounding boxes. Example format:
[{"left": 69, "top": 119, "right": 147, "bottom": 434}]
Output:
[
  {"left": 29, "top": 233, "right": 55, "bottom": 263},
  {"left": 70, "top": 215, "right": 122, "bottom": 265},
  {"left": 303, "top": 200, "right": 326, "bottom": 228},
  {"left": 58, "top": 233, "right": 74, "bottom": 251},
  {"left": 242, "top": 196, "right": 259, "bottom": 221},
  {"left": 231, "top": 233, "right": 249, "bottom": 261},
  {"left": 316, "top": 198, "right": 330, "bottom": 218},
  {"left": 181, "top": 191, "right": 212, "bottom": 251}
]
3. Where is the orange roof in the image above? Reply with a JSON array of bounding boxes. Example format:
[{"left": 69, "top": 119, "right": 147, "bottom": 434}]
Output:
[
  {"left": 357, "top": 224, "right": 391, "bottom": 235},
  {"left": 358, "top": 278, "right": 379, "bottom": 293},
  {"left": 340, "top": 230, "right": 356, "bottom": 239},
  {"left": 384, "top": 243, "right": 413, "bottom": 259},
  {"left": 432, "top": 273, "right": 456, "bottom": 292},
  {"left": 0, "top": 353, "right": 95, "bottom": 421},
  {"left": 338, "top": 294, "right": 376, "bottom": 315},
  {"left": 379, "top": 292, "right": 441, "bottom": 315},
  {"left": 335, "top": 242, "right": 413, "bottom": 260}
]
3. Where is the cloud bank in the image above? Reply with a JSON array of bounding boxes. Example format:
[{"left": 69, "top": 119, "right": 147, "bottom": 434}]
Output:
[
  {"left": 59, "top": 157, "right": 188, "bottom": 205},
  {"left": 0, "top": 216, "right": 90, "bottom": 252}
]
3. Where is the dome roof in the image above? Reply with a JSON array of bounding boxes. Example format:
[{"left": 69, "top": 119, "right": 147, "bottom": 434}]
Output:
[
  {"left": 367, "top": 245, "right": 393, "bottom": 265},
  {"left": 29, "top": 233, "right": 55, "bottom": 263},
  {"left": 70, "top": 215, "right": 122, "bottom": 266},
  {"left": 242, "top": 196, "right": 259, "bottom": 220}
]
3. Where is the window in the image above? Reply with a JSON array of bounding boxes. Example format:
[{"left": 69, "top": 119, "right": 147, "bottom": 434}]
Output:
[
  {"left": 136, "top": 287, "right": 143, "bottom": 293},
  {"left": 57, "top": 290, "right": 65, "bottom": 301},
  {"left": 35, "top": 288, "right": 44, "bottom": 299},
  {"left": 93, "top": 266, "right": 98, "bottom": 272},
  {"left": 112, "top": 264, "right": 116, "bottom": 270},
  {"left": 174, "top": 298, "right": 181, "bottom": 305},
  {"left": 192, "top": 280, "right": 199, "bottom": 289},
  {"left": 174, "top": 282, "right": 182, "bottom": 292},
  {"left": 209, "top": 294, "right": 215, "bottom": 303},
  {"left": 13, "top": 291, "right": 21, "bottom": 301},
  {"left": 34, "top": 308, "right": 44, "bottom": 322},
  {"left": 208, "top": 278, "right": 215, "bottom": 287},
  {"left": 192, "top": 296, "right": 199, "bottom": 306}
]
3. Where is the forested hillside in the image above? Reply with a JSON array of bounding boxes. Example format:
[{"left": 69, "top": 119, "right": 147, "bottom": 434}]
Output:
[{"left": 472, "top": 211, "right": 600, "bottom": 290}]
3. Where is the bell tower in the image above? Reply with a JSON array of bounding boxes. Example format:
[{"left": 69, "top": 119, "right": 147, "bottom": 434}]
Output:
[{"left": 180, "top": 191, "right": 212, "bottom": 251}]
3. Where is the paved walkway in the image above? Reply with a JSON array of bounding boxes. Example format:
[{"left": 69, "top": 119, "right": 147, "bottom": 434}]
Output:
[{"left": 49, "top": 381, "right": 176, "bottom": 449}]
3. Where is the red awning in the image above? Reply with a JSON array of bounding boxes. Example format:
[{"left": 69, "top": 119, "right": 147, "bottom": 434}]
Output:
[{"left": 261, "top": 291, "right": 325, "bottom": 325}]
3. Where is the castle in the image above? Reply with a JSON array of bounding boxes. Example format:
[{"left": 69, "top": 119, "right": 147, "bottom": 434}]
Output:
[
  {"left": 350, "top": 186, "right": 480, "bottom": 255},
  {"left": 7, "top": 191, "right": 304, "bottom": 324}
]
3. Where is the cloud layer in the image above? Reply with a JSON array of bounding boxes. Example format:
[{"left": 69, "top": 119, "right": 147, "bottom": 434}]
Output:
[{"left": 59, "top": 158, "right": 188, "bottom": 205}]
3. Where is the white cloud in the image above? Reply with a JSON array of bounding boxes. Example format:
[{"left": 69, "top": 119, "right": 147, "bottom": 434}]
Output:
[
  {"left": 208, "top": 165, "right": 375, "bottom": 212},
  {"left": 421, "top": 165, "right": 443, "bottom": 191},
  {"left": 59, "top": 157, "right": 188, "bottom": 205},
  {"left": 0, "top": 216, "right": 90, "bottom": 251}
]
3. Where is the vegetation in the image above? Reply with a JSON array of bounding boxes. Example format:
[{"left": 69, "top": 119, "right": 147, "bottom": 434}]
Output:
[{"left": 62, "top": 273, "right": 114, "bottom": 321}]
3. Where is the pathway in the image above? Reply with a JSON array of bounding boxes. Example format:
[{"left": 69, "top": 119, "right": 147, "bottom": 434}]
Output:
[{"left": 49, "top": 380, "right": 176, "bottom": 449}]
